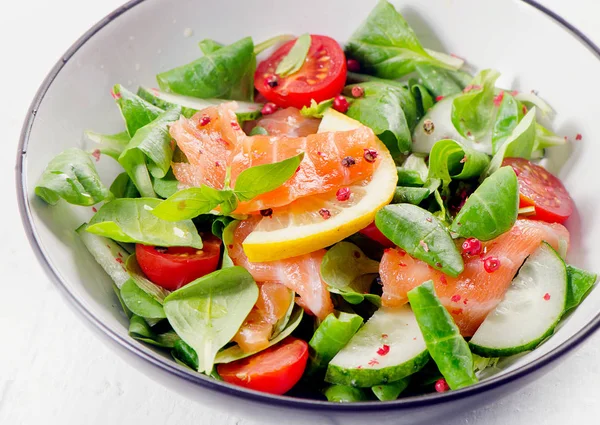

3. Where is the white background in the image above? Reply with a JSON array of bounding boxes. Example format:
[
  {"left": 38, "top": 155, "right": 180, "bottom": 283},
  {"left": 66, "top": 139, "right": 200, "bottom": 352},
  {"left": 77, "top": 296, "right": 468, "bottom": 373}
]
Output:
[{"left": 1, "top": 0, "right": 599, "bottom": 424}]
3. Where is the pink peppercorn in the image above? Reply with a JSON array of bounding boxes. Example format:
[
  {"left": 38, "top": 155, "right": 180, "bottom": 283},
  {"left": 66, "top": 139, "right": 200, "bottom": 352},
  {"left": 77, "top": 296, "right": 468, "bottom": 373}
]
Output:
[
  {"left": 483, "top": 256, "right": 501, "bottom": 273},
  {"left": 462, "top": 238, "right": 482, "bottom": 256},
  {"left": 199, "top": 115, "right": 211, "bottom": 126},
  {"left": 336, "top": 187, "right": 351, "bottom": 201},
  {"left": 363, "top": 148, "right": 378, "bottom": 163},
  {"left": 332, "top": 95, "right": 349, "bottom": 113},
  {"left": 351, "top": 86, "right": 365, "bottom": 98},
  {"left": 435, "top": 379, "right": 450, "bottom": 393},
  {"left": 261, "top": 102, "right": 278, "bottom": 115},
  {"left": 347, "top": 59, "right": 361, "bottom": 72}
]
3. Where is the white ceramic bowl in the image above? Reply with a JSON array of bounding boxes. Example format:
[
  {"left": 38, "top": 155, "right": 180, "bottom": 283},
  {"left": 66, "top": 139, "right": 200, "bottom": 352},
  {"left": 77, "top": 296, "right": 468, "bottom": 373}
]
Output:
[{"left": 17, "top": 0, "right": 600, "bottom": 423}]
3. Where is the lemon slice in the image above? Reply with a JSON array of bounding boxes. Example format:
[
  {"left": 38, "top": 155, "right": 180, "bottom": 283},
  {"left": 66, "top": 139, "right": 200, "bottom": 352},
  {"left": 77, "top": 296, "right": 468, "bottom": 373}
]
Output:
[{"left": 242, "top": 109, "right": 398, "bottom": 262}]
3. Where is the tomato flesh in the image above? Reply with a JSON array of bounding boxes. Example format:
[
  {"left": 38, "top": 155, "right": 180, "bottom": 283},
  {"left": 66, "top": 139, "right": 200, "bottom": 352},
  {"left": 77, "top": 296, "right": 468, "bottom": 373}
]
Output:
[
  {"left": 502, "top": 157, "right": 574, "bottom": 224},
  {"left": 254, "top": 35, "right": 347, "bottom": 109},
  {"left": 360, "top": 222, "right": 395, "bottom": 248},
  {"left": 136, "top": 235, "right": 221, "bottom": 291},
  {"left": 217, "top": 337, "right": 308, "bottom": 395}
]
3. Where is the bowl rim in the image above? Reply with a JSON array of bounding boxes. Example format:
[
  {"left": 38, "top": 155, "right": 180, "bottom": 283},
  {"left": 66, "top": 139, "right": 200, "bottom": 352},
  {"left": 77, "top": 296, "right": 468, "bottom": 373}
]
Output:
[{"left": 15, "top": 0, "right": 600, "bottom": 412}]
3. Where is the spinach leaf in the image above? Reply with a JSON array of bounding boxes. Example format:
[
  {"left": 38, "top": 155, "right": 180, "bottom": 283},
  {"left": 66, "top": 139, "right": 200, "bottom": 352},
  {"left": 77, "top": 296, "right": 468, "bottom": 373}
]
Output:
[
  {"left": 393, "top": 186, "right": 430, "bottom": 205},
  {"left": 120, "top": 279, "right": 166, "bottom": 319},
  {"left": 275, "top": 33, "right": 311, "bottom": 77},
  {"left": 152, "top": 186, "right": 235, "bottom": 221},
  {"left": 129, "top": 315, "right": 180, "bottom": 348},
  {"left": 110, "top": 172, "right": 140, "bottom": 199},
  {"left": 415, "top": 64, "right": 471, "bottom": 98},
  {"left": 198, "top": 39, "right": 223, "bottom": 55},
  {"left": 320, "top": 242, "right": 381, "bottom": 306},
  {"left": 428, "top": 139, "right": 490, "bottom": 187},
  {"left": 409, "top": 80, "right": 434, "bottom": 120},
  {"left": 307, "top": 312, "right": 363, "bottom": 376},
  {"left": 372, "top": 378, "right": 410, "bottom": 401},
  {"left": 172, "top": 340, "right": 199, "bottom": 370},
  {"left": 324, "top": 385, "right": 367, "bottom": 403},
  {"left": 87, "top": 198, "right": 203, "bottom": 248},
  {"left": 215, "top": 304, "right": 303, "bottom": 364},
  {"left": 113, "top": 84, "right": 163, "bottom": 137},
  {"left": 401, "top": 154, "right": 429, "bottom": 182},
  {"left": 450, "top": 166, "right": 518, "bottom": 241},
  {"left": 565, "top": 265, "right": 598, "bottom": 313},
  {"left": 153, "top": 169, "right": 179, "bottom": 199},
  {"left": 118, "top": 107, "right": 181, "bottom": 197},
  {"left": 163, "top": 267, "right": 259, "bottom": 373},
  {"left": 85, "top": 131, "right": 131, "bottom": 161},
  {"left": 346, "top": 0, "right": 460, "bottom": 79},
  {"left": 407, "top": 280, "right": 478, "bottom": 390},
  {"left": 300, "top": 98, "right": 334, "bottom": 119},
  {"left": 492, "top": 92, "right": 520, "bottom": 154},
  {"left": 344, "top": 81, "right": 417, "bottom": 156},
  {"left": 157, "top": 37, "right": 256, "bottom": 101},
  {"left": 396, "top": 168, "right": 424, "bottom": 187},
  {"left": 451, "top": 69, "right": 500, "bottom": 140},
  {"left": 126, "top": 254, "right": 171, "bottom": 303},
  {"left": 35, "top": 148, "right": 111, "bottom": 206},
  {"left": 234, "top": 152, "right": 304, "bottom": 201},
  {"left": 375, "top": 204, "right": 463, "bottom": 277}
]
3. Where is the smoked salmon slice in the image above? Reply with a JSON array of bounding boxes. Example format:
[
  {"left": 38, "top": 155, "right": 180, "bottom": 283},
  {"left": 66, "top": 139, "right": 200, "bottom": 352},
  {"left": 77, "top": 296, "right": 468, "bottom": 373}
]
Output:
[
  {"left": 379, "top": 219, "right": 570, "bottom": 336},
  {"left": 228, "top": 217, "right": 334, "bottom": 321}
]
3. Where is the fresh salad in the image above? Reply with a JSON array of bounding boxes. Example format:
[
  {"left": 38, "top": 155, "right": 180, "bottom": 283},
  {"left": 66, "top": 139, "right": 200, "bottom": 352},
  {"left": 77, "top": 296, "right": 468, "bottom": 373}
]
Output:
[{"left": 35, "top": 0, "right": 598, "bottom": 402}]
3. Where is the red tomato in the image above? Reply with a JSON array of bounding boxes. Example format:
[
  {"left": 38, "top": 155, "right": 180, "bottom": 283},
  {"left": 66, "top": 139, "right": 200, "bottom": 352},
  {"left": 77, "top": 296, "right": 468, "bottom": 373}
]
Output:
[
  {"left": 502, "top": 157, "right": 574, "bottom": 224},
  {"left": 217, "top": 337, "right": 308, "bottom": 395},
  {"left": 136, "top": 235, "right": 221, "bottom": 291},
  {"left": 254, "top": 35, "right": 347, "bottom": 109},
  {"left": 359, "top": 222, "right": 395, "bottom": 248}
]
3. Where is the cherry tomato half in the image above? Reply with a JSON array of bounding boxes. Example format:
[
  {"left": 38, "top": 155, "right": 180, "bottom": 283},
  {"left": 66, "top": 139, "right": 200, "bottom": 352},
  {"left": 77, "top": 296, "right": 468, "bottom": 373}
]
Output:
[
  {"left": 217, "top": 337, "right": 308, "bottom": 395},
  {"left": 254, "top": 35, "right": 347, "bottom": 109},
  {"left": 502, "top": 157, "right": 574, "bottom": 224},
  {"left": 359, "top": 222, "right": 395, "bottom": 248},
  {"left": 136, "top": 235, "right": 222, "bottom": 291}
]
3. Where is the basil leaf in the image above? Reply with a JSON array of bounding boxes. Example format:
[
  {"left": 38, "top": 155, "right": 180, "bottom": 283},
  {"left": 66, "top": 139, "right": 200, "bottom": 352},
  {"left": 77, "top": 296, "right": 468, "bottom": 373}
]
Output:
[
  {"left": 393, "top": 186, "right": 430, "bottom": 205},
  {"left": 85, "top": 131, "right": 131, "bottom": 161},
  {"left": 300, "top": 98, "right": 334, "bottom": 119},
  {"left": 153, "top": 169, "right": 179, "bottom": 199},
  {"left": 110, "top": 172, "right": 140, "bottom": 199},
  {"left": 172, "top": 340, "right": 199, "bottom": 370},
  {"left": 451, "top": 166, "right": 519, "bottom": 241},
  {"left": 152, "top": 186, "right": 235, "bottom": 221},
  {"left": 118, "top": 107, "right": 181, "bottom": 197},
  {"left": 275, "top": 33, "right": 311, "bottom": 77},
  {"left": 407, "top": 280, "right": 478, "bottom": 390},
  {"left": 428, "top": 139, "right": 490, "bottom": 187},
  {"left": 344, "top": 82, "right": 417, "bottom": 156},
  {"left": 234, "top": 152, "right": 304, "bottom": 202},
  {"left": 120, "top": 279, "right": 166, "bottom": 319},
  {"left": 157, "top": 37, "right": 256, "bottom": 101},
  {"left": 451, "top": 69, "right": 500, "bottom": 140},
  {"left": 372, "top": 378, "right": 410, "bottom": 401},
  {"left": 198, "top": 39, "right": 223, "bottom": 55},
  {"left": 375, "top": 204, "right": 463, "bottom": 277},
  {"left": 35, "top": 148, "right": 111, "bottom": 206},
  {"left": 129, "top": 315, "right": 180, "bottom": 348},
  {"left": 324, "top": 385, "right": 367, "bottom": 403},
  {"left": 415, "top": 64, "right": 471, "bottom": 98},
  {"left": 113, "top": 84, "right": 163, "bottom": 137},
  {"left": 565, "top": 265, "right": 597, "bottom": 313},
  {"left": 126, "top": 254, "right": 171, "bottom": 303},
  {"left": 249, "top": 126, "right": 269, "bottom": 136},
  {"left": 492, "top": 92, "right": 520, "bottom": 154},
  {"left": 87, "top": 198, "right": 203, "bottom": 248},
  {"left": 164, "top": 267, "right": 259, "bottom": 373},
  {"left": 346, "top": 0, "right": 460, "bottom": 79}
]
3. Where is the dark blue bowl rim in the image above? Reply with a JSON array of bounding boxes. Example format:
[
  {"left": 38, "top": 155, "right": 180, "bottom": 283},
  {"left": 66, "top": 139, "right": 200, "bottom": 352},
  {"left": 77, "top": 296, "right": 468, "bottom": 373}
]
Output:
[{"left": 15, "top": 0, "right": 600, "bottom": 412}]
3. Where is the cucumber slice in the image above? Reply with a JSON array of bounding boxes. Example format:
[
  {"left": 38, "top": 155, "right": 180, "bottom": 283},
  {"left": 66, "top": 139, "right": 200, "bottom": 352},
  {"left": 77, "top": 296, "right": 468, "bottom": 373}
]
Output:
[
  {"left": 469, "top": 242, "right": 567, "bottom": 357},
  {"left": 137, "top": 87, "right": 262, "bottom": 121},
  {"left": 76, "top": 223, "right": 130, "bottom": 288},
  {"left": 325, "top": 306, "right": 429, "bottom": 387}
]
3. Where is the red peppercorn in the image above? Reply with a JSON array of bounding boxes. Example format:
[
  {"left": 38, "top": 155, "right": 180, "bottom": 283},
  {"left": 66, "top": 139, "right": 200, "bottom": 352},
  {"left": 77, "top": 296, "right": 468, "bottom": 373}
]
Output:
[
  {"left": 435, "top": 379, "right": 450, "bottom": 393},
  {"left": 351, "top": 86, "right": 365, "bottom": 98},
  {"left": 319, "top": 208, "right": 331, "bottom": 219},
  {"left": 341, "top": 156, "right": 356, "bottom": 167},
  {"left": 450, "top": 294, "right": 461, "bottom": 302},
  {"left": 261, "top": 102, "right": 278, "bottom": 116},
  {"left": 199, "top": 115, "right": 211, "bottom": 126},
  {"left": 260, "top": 208, "right": 273, "bottom": 217},
  {"left": 483, "top": 256, "right": 501, "bottom": 273},
  {"left": 376, "top": 344, "right": 390, "bottom": 356},
  {"left": 332, "top": 95, "right": 349, "bottom": 113},
  {"left": 336, "top": 187, "right": 351, "bottom": 201},
  {"left": 462, "top": 238, "right": 482, "bottom": 256},
  {"left": 347, "top": 59, "right": 361, "bottom": 72},
  {"left": 363, "top": 148, "right": 378, "bottom": 163}
]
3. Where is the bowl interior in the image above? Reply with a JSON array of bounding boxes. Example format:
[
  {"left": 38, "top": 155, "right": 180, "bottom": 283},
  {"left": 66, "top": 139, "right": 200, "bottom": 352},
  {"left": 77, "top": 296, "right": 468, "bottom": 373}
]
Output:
[{"left": 20, "top": 0, "right": 600, "bottom": 404}]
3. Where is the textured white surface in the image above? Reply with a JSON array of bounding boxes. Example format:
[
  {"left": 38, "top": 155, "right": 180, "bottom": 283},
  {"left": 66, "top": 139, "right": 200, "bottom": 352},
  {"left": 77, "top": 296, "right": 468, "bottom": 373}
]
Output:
[{"left": 2, "top": 0, "right": 599, "bottom": 424}]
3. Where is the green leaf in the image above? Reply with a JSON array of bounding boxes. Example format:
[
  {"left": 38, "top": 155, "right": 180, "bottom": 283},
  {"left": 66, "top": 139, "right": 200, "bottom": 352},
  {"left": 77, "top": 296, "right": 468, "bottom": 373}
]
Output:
[
  {"left": 451, "top": 166, "right": 519, "bottom": 241},
  {"left": 153, "top": 169, "right": 179, "bottom": 199},
  {"left": 401, "top": 154, "right": 429, "bottom": 182},
  {"left": 172, "top": 340, "right": 199, "bottom": 370},
  {"left": 275, "top": 33, "right": 311, "bottom": 77},
  {"left": 451, "top": 69, "right": 500, "bottom": 140},
  {"left": 113, "top": 84, "right": 163, "bottom": 137},
  {"left": 375, "top": 204, "right": 463, "bottom": 277},
  {"left": 344, "top": 81, "right": 417, "bottom": 156},
  {"left": 307, "top": 312, "right": 363, "bottom": 376},
  {"left": 565, "top": 265, "right": 598, "bottom": 313},
  {"left": 220, "top": 220, "right": 238, "bottom": 269},
  {"left": 346, "top": 0, "right": 461, "bottom": 79},
  {"left": 118, "top": 107, "right": 181, "bottom": 197},
  {"left": 198, "top": 39, "right": 223, "bottom": 55},
  {"left": 372, "top": 377, "right": 410, "bottom": 401},
  {"left": 492, "top": 92, "right": 520, "bottom": 154},
  {"left": 163, "top": 267, "right": 259, "bottom": 373},
  {"left": 110, "top": 172, "right": 140, "bottom": 199},
  {"left": 152, "top": 186, "right": 235, "bottom": 221},
  {"left": 35, "top": 148, "right": 111, "bottom": 206},
  {"left": 85, "top": 131, "right": 131, "bottom": 160},
  {"left": 129, "top": 315, "right": 180, "bottom": 348},
  {"left": 324, "top": 385, "right": 367, "bottom": 403},
  {"left": 396, "top": 168, "right": 425, "bottom": 187},
  {"left": 249, "top": 126, "right": 269, "bottom": 136},
  {"left": 157, "top": 37, "right": 256, "bottom": 101},
  {"left": 392, "top": 186, "right": 430, "bottom": 205},
  {"left": 415, "top": 64, "right": 471, "bottom": 98},
  {"left": 126, "top": 254, "right": 171, "bottom": 303},
  {"left": 300, "top": 98, "right": 334, "bottom": 119},
  {"left": 215, "top": 304, "right": 303, "bottom": 364},
  {"left": 87, "top": 198, "right": 203, "bottom": 248},
  {"left": 427, "top": 139, "right": 490, "bottom": 187},
  {"left": 120, "top": 279, "right": 166, "bottom": 319},
  {"left": 409, "top": 80, "right": 434, "bottom": 120},
  {"left": 211, "top": 216, "right": 235, "bottom": 239},
  {"left": 234, "top": 152, "right": 304, "bottom": 202},
  {"left": 407, "top": 281, "right": 478, "bottom": 390},
  {"left": 254, "top": 34, "right": 295, "bottom": 55},
  {"left": 534, "top": 123, "right": 566, "bottom": 151}
]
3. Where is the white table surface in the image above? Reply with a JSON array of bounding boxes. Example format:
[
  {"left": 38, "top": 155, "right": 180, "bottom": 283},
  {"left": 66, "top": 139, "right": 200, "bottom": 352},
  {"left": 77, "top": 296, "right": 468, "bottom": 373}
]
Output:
[{"left": 2, "top": 1, "right": 599, "bottom": 424}]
